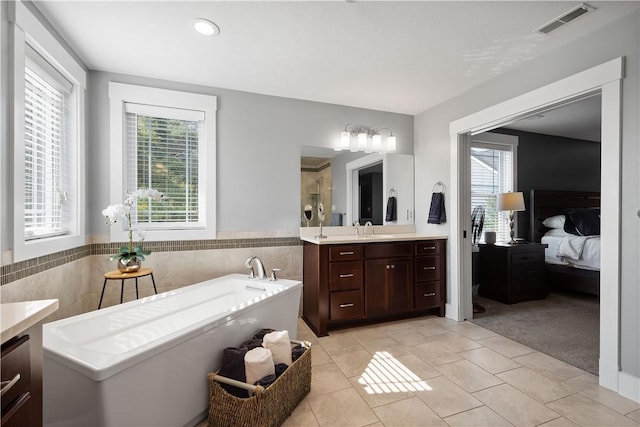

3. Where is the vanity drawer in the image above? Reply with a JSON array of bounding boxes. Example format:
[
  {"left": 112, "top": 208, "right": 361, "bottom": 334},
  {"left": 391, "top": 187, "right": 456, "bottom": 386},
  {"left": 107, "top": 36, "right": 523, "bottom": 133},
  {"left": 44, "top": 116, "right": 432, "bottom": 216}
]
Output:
[
  {"left": 329, "top": 245, "right": 363, "bottom": 261},
  {"left": 329, "top": 290, "right": 363, "bottom": 321},
  {"left": 415, "top": 256, "right": 441, "bottom": 282},
  {"left": 415, "top": 282, "right": 441, "bottom": 309},
  {"left": 364, "top": 242, "right": 412, "bottom": 259},
  {"left": 415, "top": 240, "right": 443, "bottom": 256},
  {"left": 1, "top": 335, "right": 31, "bottom": 416},
  {"left": 329, "top": 261, "right": 363, "bottom": 291}
]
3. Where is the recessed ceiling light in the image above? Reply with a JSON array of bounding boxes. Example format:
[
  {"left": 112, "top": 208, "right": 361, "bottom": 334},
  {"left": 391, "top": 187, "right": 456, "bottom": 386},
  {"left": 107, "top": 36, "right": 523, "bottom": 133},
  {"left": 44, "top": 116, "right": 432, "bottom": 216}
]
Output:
[{"left": 192, "top": 18, "right": 220, "bottom": 36}]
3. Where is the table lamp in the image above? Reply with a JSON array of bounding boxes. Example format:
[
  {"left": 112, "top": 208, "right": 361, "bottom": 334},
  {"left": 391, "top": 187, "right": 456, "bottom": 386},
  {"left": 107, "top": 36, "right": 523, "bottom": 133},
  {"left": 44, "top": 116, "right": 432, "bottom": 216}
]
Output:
[{"left": 497, "top": 192, "right": 525, "bottom": 244}]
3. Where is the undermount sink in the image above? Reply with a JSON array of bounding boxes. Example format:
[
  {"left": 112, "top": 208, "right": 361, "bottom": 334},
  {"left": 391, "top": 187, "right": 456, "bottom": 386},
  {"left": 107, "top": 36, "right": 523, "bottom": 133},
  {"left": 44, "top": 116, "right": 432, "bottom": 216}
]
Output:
[{"left": 356, "top": 234, "right": 396, "bottom": 239}]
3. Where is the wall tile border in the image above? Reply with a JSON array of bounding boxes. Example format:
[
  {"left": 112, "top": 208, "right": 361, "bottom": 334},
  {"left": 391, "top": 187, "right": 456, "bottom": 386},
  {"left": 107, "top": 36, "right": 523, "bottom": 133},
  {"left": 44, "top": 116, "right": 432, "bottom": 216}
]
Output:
[{"left": 0, "top": 237, "right": 302, "bottom": 286}]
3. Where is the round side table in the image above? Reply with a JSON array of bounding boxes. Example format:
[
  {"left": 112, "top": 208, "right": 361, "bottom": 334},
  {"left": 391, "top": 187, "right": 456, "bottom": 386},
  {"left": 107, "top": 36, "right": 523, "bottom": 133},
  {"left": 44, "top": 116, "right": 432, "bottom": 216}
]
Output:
[{"left": 99, "top": 268, "right": 158, "bottom": 309}]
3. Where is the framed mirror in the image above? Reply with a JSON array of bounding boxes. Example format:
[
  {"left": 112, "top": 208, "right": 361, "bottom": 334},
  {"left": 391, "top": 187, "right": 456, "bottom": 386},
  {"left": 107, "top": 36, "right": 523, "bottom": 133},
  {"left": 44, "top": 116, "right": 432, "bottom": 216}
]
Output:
[{"left": 301, "top": 146, "right": 414, "bottom": 227}]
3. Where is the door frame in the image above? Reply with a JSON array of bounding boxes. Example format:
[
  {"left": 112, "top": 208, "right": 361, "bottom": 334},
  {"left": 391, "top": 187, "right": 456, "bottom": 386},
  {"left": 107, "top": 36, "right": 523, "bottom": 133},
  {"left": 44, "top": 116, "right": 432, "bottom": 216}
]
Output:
[{"left": 448, "top": 57, "right": 623, "bottom": 392}]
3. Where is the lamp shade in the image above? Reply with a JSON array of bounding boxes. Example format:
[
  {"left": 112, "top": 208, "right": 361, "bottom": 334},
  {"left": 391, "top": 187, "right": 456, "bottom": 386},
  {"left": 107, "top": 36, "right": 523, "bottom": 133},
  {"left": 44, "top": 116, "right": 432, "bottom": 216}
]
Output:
[{"left": 496, "top": 192, "right": 525, "bottom": 212}]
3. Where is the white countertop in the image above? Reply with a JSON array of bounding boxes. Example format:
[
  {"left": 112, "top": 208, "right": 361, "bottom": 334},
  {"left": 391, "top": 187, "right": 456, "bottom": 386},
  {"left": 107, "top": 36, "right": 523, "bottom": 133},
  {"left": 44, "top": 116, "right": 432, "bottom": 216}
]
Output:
[
  {"left": 1, "top": 299, "right": 59, "bottom": 344},
  {"left": 301, "top": 233, "right": 447, "bottom": 245}
]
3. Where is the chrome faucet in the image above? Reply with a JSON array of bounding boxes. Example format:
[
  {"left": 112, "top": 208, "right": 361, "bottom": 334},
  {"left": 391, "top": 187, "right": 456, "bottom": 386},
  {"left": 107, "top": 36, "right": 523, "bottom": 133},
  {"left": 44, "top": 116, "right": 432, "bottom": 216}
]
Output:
[
  {"left": 364, "top": 221, "right": 373, "bottom": 236},
  {"left": 354, "top": 221, "right": 360, "bottom": 236},
  {"left": 244, "top": 256, "right": 267, "bottom": 279}
]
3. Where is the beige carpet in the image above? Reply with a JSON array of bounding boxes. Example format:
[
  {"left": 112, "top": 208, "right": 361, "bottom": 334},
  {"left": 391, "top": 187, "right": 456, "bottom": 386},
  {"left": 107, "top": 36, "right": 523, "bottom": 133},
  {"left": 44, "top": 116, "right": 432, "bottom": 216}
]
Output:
[{"left": 471, "top": 290, "right": 599, "bottom": 375}]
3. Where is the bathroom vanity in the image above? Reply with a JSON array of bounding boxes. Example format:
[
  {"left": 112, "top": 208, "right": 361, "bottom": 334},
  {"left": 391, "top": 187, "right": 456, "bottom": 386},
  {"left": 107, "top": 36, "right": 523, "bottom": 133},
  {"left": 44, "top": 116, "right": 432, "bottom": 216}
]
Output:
[{"left": 301, "top": 233, "right": 446, "bottom": 336}]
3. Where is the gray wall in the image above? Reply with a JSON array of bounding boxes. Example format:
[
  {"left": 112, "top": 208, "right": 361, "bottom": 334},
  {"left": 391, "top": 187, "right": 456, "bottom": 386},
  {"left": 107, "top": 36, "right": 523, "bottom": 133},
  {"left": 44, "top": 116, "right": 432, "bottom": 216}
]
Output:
[
  {"left": 498, "top": 129, "right": 601, "bottom": 241},
  {"left": 87, "top": 72, "right": 413, "bottom": 236},
  {"left": 415, "top": 10, "right": 639, "bottom": 376}
]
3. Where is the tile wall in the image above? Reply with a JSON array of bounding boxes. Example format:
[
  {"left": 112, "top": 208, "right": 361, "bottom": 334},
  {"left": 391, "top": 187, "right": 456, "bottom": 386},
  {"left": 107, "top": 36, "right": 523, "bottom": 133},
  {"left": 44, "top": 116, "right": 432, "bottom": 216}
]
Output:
[{"left": 0, "top": 234, "right": 303, "bottom": 323}]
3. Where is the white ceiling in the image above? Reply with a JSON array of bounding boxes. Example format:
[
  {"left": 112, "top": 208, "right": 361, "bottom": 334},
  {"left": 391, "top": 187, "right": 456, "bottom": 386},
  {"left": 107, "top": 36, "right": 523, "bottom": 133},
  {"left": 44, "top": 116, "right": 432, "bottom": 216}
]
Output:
[
  {"left": 504, "top": 94, "right": 602, "bottom": 142},
  {"left": 34, "top": 1, "right": 639, "bottom": 116}
]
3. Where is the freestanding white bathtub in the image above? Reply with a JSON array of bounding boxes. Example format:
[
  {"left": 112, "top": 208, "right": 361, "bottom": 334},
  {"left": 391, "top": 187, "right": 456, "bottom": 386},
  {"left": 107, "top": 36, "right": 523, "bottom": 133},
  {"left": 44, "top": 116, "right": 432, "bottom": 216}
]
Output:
[{"left": 42, "top": 273, "right": 302, "bottom": 427}]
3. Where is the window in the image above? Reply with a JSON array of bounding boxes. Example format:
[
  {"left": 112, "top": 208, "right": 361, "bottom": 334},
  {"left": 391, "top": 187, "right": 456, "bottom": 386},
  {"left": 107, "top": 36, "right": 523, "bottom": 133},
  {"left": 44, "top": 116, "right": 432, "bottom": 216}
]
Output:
[
  {"left": 109, "top": 83, "right": 217, "bottom": 241},
  {"left": 470, "top": 134, "right": 518, "bottom": 242},
  {"left": 11, "top": 1, "right": 86, "bottom": 261}
]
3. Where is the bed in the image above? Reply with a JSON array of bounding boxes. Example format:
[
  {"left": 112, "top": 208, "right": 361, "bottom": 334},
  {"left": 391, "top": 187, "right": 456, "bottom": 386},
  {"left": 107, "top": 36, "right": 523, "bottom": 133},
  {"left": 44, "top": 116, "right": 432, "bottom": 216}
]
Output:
[{"left": 529, "top": 189, "right": 600, "bottom": 296}]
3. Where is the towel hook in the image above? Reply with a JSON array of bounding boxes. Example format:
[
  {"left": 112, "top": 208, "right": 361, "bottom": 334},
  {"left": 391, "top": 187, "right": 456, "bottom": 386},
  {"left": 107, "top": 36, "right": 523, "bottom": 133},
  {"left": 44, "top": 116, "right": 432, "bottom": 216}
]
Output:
[
  {"left": 432, "top": 181, "right": 445, "bottom": 193},
  {"left": 389, "top": 188, "right": 397, "bottom": 197}
]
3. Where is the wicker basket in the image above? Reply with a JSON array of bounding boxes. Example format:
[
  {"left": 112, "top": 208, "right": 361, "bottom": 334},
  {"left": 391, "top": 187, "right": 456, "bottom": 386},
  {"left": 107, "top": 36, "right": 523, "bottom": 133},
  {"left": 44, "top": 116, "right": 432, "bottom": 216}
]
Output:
[{"left": 207, "top": 340, "right": 312, "bottom": 427}]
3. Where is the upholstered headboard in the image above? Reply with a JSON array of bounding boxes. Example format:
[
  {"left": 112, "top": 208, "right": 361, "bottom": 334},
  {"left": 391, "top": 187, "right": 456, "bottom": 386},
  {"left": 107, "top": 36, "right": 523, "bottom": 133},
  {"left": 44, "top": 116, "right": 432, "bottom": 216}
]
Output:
[{"left": 529, "top": 190, "right": 601, "bottom": 243}]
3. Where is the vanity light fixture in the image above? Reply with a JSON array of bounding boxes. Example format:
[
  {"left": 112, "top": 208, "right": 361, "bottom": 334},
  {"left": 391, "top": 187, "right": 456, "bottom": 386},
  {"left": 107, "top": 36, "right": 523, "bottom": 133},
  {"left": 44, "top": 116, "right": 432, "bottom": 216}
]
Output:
[
  {"left": 337, "top": 124, "right": 397, "bottom": 153},
  {"left": 192, "top": 18, "right": 220, "bottom": 36}
]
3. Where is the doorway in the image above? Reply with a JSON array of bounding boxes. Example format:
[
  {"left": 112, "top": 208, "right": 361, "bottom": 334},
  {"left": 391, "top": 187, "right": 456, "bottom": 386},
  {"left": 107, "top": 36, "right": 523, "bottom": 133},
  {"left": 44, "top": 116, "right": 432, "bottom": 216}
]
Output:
[{"left": 449, "top": 58, "right": 622, "bottom": 391}]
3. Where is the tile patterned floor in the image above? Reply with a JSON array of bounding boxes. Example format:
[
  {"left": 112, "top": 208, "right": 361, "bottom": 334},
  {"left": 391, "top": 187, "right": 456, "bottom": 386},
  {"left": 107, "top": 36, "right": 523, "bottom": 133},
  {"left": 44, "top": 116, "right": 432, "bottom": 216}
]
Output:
[{"left": 199, "top": 316, "right": 640, "bottom": 427}]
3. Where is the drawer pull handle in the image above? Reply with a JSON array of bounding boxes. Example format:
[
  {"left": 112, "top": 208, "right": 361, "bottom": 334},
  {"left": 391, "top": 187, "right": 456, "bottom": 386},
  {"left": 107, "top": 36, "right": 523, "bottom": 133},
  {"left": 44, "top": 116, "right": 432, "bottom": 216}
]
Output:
[
  {"left": 423, "top": 292, "right": 436, "bottom": 297},
  {"left": 386, "top": 264, "right": 395, "bottom": 269},
  {"left": 423, "top": 266, "right": 436, "bottom": 270},
  {"left": 423, "top": 246, "right": 436, "bottom": 250},
  {"left": 339, "top": 273, "right": 354, "bottom": 278},
  {"left": 0, "top": 374, "right": 20, "bottom": 396},
  {"left": 339, "top": 303, "right": 354, "bottom": 308},
  {"left": 339, "top": 251, "right": 354, "bottom": 255}
]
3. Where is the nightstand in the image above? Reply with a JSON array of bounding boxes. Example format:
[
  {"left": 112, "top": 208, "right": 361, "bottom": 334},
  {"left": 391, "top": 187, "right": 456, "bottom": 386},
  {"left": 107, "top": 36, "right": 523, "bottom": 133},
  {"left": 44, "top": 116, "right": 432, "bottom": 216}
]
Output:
[{"left": 478, "top": 242, "right": 547, "bottom": 304}]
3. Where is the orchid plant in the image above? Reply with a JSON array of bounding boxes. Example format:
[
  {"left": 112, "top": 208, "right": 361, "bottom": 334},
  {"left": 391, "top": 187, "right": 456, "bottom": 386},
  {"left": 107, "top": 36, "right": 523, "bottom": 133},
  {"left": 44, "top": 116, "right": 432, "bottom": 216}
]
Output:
[{"left": 102, "top": 189, "right": 164, "bottom": 264}]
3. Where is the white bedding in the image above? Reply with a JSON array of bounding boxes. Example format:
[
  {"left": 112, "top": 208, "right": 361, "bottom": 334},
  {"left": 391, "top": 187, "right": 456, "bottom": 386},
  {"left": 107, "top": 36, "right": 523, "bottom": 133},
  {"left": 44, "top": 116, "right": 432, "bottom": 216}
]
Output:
[{"left": 541, "top": 229, "right": 600, "bottom": 271}]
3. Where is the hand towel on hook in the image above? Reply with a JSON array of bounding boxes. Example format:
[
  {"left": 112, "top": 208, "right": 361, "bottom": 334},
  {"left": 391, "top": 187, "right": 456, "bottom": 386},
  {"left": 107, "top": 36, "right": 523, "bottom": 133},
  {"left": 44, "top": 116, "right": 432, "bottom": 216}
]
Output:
[{"left": 428, "top": 182, "right": 446, "bottom": 224}]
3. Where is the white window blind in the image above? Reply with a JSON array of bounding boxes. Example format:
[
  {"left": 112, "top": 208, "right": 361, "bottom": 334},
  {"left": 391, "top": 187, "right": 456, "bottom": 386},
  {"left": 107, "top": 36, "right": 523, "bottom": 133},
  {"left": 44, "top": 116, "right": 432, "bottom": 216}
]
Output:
[
  {"left": 124, "top": 102, "right": 204, "bottom": 227},
  {"left": 471, "top": 143, "right": 514, "bottom": 242},
  {"left": 23, "top": 48, "right": 72, "bottom": 240}
]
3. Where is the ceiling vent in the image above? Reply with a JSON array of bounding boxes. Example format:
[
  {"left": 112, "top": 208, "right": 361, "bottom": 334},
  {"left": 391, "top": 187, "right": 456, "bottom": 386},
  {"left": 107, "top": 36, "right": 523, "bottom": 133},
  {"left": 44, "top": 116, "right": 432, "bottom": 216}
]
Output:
[{"left": 535, "top": 3, "right": 594, "bottom": 35}]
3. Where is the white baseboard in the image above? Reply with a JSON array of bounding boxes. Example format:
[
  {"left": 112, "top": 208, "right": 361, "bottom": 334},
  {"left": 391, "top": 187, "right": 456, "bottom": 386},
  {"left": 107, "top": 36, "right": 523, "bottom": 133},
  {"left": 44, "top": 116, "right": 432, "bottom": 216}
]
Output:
[
  {"left": 599, "top": 358, "right": 620, "bottom": 391},
  {"left": 618, "top": 371, "right": 640, "bottom": 403}
]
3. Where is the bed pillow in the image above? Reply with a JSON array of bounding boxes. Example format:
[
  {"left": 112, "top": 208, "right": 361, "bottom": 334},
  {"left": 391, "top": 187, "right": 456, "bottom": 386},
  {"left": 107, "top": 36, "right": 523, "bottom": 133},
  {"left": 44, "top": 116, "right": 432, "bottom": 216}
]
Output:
[
  {"left": 564, "top": 208, "right": 600, "bottom": 236},
  {"left": 542, "top": 215, "right": 566, "bottom": 229}
]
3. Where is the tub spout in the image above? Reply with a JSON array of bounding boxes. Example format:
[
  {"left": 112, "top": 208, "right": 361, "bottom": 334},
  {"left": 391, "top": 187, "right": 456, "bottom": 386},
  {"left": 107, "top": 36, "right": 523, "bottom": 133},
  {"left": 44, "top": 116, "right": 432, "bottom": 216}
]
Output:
[{"left": 245, "top": 256, "right": 267, "bottom": 280}]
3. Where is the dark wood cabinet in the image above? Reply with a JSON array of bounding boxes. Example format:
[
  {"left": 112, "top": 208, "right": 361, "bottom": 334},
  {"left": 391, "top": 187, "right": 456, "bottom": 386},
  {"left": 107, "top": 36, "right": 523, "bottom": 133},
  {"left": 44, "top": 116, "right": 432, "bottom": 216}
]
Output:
[
  {"left": 1, "top": 335, "right": 32, "bottom": 427},
  {"left": 303, "top": 238, "right": 446, "bottom": 336},
  {"left": 478, "top": 242, "right": 547, "bottom": 304},
  {"left": 414, "top": 240, "right": 446, "bottom": 316}
]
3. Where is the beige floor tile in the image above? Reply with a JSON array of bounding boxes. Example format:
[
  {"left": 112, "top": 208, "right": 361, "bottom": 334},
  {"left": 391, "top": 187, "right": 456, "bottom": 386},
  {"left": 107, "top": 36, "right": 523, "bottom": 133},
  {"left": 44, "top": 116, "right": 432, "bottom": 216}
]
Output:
[
  {"left": 458, "top": 347, "right": 521, "bottom": 374},
  {"left": 364, "top": 423, "right": 385, "bottom": 427},
  {"left": 443, "top": 405, "right": 513, "bottom": 426},
  {"left": 435, "top": 360, "right": 503, "bottom": 393},
  {"left": 563, "top": 372, "right": 599, "bottom": 391},
  {"left": 513, "top": 352, "right": 586, "bottom": 381},
  {"left": 428, "top": 332, "right": 483, "bottom": 353},
  {"left": 414, "top": 375, "right": 483, "bottom": 418},
  {"left": 537, "top": 416, "right": 580, "bottom": 427},
  {"left": 358, "top": 337, "right": 413, "bottom": 357},
  {"left": 546, "top": 393, "right": 639, "bottom": 426},
  {"left": 409, "top": 319, "right": 458, "bottom": 337},
  {"left": 332, "top": 349, "right": 374, "bottom": 377},
  {"left": 476, "top": 336, "right": 536, "bottom": 358},
  {"left": 627, "top": 408, "right": 640, "bottom": 422},
  {"left": 393, "top": 353, "right": 442, "bottom": 380},
  {"left": 473, "top": 383, "right": 560, "bottom": 427},
  {"left": 390, "top": 327, "right": 435, "bottom": 346},
  {"left": 308, "top": 388, "right": 380, "bottom": 427},
  {"left": 447, "top": 322, "right": 499, "bottom": 340},
  {"left": 373, "top": 396, "right": 447, "bottom": 426},
  {"left": 347, "top": 326, "right": 390, "bottom": 343},
  {"left": 318, "top": 333, "right": 366, "bottom": 356},
  {"left": 282, "top": 399, "right": 319, "bottom": 427},
  {"left": 410, "top": 342, "right": 463, "bottom": 366},
  {"left": 298, "top": 320, "right": 319, "bottom": 344},
  {"left": 564, "top": 374, "right": 640, "bottom": 415},
  {"left": 310, "top": 344, "right": 333, "bottom": 366},
  {"left": 496, "top": 367, "right": 576, "bottom": 403},
  {"left": 348, "top": 375, "right": 415, "bottom": 408},
  {"left": 308, "top": 363, "right": 352, "bottom": 397}
]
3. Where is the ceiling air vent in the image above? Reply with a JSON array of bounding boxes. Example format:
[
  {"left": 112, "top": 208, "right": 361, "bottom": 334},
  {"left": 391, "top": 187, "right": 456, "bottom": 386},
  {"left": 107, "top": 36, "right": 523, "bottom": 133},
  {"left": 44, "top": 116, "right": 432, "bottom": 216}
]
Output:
[{"left": 535, "top": 3, "right": 594, "bottom": 35}]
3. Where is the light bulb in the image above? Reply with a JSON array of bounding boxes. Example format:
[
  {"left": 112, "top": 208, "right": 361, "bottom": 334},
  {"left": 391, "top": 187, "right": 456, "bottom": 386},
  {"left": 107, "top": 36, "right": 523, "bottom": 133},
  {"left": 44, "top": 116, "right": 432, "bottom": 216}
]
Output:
[{"left": 387, "top": 135, "right": 397, "bottom": 152}]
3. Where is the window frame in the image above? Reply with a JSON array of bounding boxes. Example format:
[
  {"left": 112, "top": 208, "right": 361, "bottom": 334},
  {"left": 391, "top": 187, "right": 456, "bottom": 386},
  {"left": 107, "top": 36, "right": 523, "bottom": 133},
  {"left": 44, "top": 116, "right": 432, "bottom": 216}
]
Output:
[
  {"left": 470, "top": 132, "right": 518, "bottom": 243},
  {"left": 108, "top": 82, "right": 217, "bottom": 242},
  {"left": 10, "top": 0, "right": 86, "bottom": 262}
]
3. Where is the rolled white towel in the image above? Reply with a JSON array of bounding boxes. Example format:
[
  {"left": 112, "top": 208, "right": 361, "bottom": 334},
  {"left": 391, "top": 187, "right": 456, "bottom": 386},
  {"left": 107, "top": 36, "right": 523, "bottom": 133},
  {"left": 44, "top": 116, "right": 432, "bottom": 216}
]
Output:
[
  {"left": 244, "top": 347, "right": 275, "bottom": 385},
  {"left": 263, "top": 330, "right": 292, "bottom": 366}
]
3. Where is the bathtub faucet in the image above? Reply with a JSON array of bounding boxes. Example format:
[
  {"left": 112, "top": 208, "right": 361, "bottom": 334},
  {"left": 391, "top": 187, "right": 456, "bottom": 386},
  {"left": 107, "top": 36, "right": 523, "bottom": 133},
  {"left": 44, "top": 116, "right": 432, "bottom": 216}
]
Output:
[{"left": 245, "top": 256, "right": 267, "bottom": 280}]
